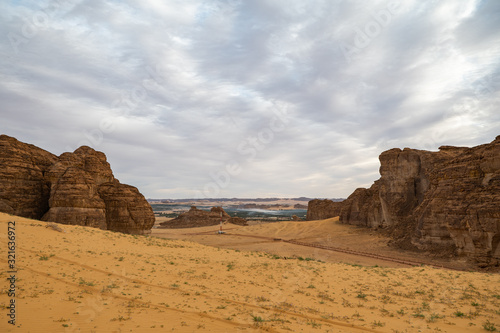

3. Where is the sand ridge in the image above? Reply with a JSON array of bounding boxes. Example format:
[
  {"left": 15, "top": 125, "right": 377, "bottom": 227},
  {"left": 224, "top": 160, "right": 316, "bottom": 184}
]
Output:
[{"left": 1, "top": 213, "right": 499, "bottom": 332}]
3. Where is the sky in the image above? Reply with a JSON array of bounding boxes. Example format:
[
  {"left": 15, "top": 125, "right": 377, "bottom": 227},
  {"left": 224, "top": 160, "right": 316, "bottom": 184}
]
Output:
[{"left": 1, "top": 0, "right": 499, "bottom": 199}]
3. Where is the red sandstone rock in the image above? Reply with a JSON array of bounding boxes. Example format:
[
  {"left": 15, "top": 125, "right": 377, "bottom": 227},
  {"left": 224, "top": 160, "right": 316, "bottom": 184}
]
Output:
[
  {"left": 42, "top": 166, "right": 107, "bottom": 229},
  {"left": 159, "top": 206, "right": 247, "bottom": 228},
  {"left": 306, "top": 199, "right": 343, "bottom": 220},
  {"left": 0, "top": 135, "right": 57, "bottom": 219},
  {"left": 98, "top": 181, "right": 155, "bottom": 234},
  {"left": 340, "top": 136, "right": 500, "bottom": 267},
  {"left": 0, "top": 135, "right": 155, "bottom": 234}
]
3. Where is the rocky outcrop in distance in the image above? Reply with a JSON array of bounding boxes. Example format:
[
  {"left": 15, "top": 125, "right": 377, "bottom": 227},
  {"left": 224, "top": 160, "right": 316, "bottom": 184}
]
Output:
[
  {"left": 159, "top": 206, "right": 248, "bottom": 228},
  {"left": 340, "top": 136, "right": 500, "bottom": 267},
  {"left": 306, "top": 199, "right": 343, "bottom": 220},
  {"left": 0, "top": 135, "right": 155, "bottom": 234}
]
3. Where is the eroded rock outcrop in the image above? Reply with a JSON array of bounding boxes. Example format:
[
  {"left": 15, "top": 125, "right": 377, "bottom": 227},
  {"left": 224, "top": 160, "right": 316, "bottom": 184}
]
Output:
[
  {"left": 306, "top": 199, "right": 343, "bottom": 220},
  {"left": 159, "top": 206, "right": 247, "bottom": 228},
  {"left": 0, "top": 135, "right": 154, "bottom": 234},
  {"left": 0, "top": 135, "right": 57, "bottom": 219},
  {"left": 340, "top": 136, "right": 500, "bottom": 267}
]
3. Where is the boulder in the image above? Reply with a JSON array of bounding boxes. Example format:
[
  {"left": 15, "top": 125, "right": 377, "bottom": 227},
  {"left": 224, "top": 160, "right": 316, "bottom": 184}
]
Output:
[
  {"left": 340, "top": 136, "right": 500, "bottom": 266},
  {"left": 0, "top": 135, "right": 155, "bottom": 234}
]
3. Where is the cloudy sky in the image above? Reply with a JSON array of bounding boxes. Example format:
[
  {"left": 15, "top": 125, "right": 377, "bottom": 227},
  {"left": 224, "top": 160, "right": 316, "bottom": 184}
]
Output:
[{"left": 1, "top": 0, "right": 499, "bottom": 199}]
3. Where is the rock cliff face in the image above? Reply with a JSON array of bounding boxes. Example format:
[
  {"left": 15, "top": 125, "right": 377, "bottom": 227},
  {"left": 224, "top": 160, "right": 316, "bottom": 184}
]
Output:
[
  {"left": 159, "top": 206, "right": 247, "bottom": 228},
  {"left": 0, "top": 135, "right": 155, "bottom": 234},
  {"left": 306, "top": 199, "right": 343, "bottom": 220},
  {"left": 0, "top": 135, "right": 57, "bottom": 219},
  {"left": 340, "top": 136, "right": 500, "bottom": 267}
]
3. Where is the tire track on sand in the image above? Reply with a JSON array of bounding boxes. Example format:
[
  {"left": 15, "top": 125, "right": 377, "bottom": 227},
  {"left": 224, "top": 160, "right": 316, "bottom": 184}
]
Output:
[
  {"left": 1, "top": 257, "right": 271, "bottom": 332},
  {"left": 8, "top": 247, "right": 380, "bottom": 332},
  {"left": 221, "top": 232, "right": 463, "bottom": 270}
]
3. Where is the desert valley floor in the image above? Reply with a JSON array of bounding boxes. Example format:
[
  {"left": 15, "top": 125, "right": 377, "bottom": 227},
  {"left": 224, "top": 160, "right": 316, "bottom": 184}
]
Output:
[{"left": 1, "top": 212, "right": 499, "bottom": 332}]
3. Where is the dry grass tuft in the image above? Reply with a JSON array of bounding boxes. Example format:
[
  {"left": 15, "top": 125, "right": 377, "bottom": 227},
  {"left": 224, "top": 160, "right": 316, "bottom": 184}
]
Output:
[{"left": 45, "top": 222, "right": 65, "bottom": 233}]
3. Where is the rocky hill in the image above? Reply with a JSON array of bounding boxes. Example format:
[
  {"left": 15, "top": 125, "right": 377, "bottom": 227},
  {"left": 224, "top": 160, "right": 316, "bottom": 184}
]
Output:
[
  {"left": 159, "top": 206, "right": 248, "bottom": 228},
  {"left": 0, "top": 135, "right": 154, "bottom": 234},
  {"left": 306, "top": 199, "right": 343, "bottom": 220},
  {"left": 340, "top": 136, "right": 500, "bottom": 267}
]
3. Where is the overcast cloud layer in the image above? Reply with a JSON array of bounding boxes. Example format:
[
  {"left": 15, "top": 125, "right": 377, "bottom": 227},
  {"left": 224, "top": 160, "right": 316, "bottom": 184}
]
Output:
[{"left": 1, "top": 0, "right": 499, "bottom": 199}]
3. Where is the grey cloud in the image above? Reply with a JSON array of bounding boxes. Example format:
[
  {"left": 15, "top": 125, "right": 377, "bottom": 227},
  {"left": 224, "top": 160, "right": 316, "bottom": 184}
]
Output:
[
  {"left": 0, "top": 0, "right": 498, "bottom": 198},
  {"left": 455, "top": 0, "right": 500, "bottom": 51}
]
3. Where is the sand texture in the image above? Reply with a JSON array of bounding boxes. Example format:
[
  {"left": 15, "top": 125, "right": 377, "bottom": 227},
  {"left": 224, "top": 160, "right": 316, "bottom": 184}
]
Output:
[{"left": 1, "top": 213, "right": 499, "bottom": 332}]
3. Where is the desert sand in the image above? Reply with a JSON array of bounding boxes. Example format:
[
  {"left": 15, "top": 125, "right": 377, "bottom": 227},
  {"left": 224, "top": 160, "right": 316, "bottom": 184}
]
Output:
[
  {"left": 1, "top": 212, "right": 499, "bottom": 332},
  {"left": 153, "top": 217, "right": 475, "bottom": 270}
]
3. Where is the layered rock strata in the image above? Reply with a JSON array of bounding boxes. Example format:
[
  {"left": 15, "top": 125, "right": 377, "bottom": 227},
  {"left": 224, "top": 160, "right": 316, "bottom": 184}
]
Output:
[
  {"left": 340, "top": 136, "right": 500, "bottom": 267},
  {"left": 0, "top": 135, "right": 57, "bottom": 219},
  {"left": 0, "top": 135, "right": 154, "bottom": 234}
]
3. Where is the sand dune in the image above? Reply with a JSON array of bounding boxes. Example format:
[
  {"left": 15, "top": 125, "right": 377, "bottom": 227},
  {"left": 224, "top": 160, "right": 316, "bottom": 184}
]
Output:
[
  {"left": 153, "top": 218, "right": 473, "bottom": 270},
  {"left": 1, "top": 213, "right": 499, "bottom": 332}
]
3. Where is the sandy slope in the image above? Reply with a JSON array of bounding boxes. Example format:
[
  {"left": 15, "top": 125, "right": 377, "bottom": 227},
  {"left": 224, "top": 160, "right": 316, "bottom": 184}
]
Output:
[
  {"left": 153, "top": 218, "right": 472, "bottom": 270},
  {"left": 1, "top": 213, "right": 499, "bottom": 332}
]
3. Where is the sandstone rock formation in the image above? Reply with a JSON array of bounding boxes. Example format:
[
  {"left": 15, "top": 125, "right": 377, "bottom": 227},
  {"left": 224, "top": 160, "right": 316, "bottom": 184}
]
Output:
[
  {"left": 340, "top": 136, "right": 500, "bottom": 267},
  {"left": 0, "top": 135, "right": 155, "bottom": 234},
  {"left": 294, "top": 204, "right": 308, "bottom": 209},
  {"left": 0, "top": 135, "right": 57, "bottom": 219},
  {"left": 159, "top": 206, "right": 247, "bottom": 228},
  {"left": 306, "top": 199, "right": 343, "bottom": 220},
  {"left": 227, "top": 216, "right": 249, "bottom": 226},
  {"left": 98, "top": 181, "right": 155, "bottom": 234}
]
